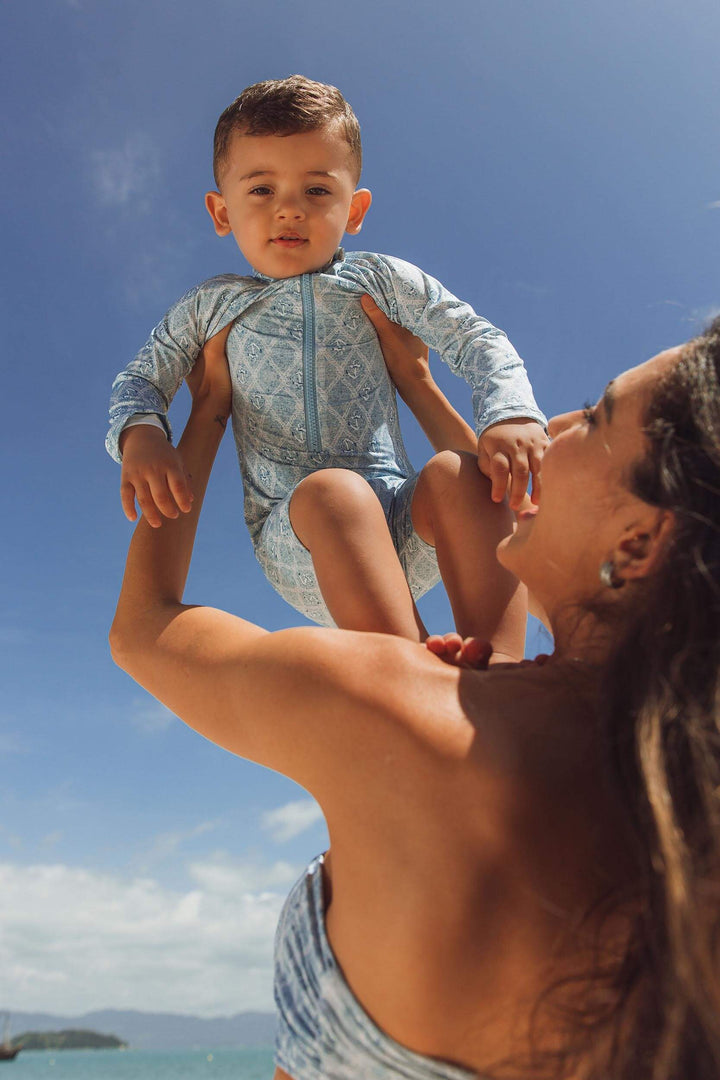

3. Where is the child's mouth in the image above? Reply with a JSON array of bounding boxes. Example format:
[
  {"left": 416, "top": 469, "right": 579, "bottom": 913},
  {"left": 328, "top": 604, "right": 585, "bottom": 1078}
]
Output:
[{"left": 272, "top": 235, "right": 307, "bottom": 248}]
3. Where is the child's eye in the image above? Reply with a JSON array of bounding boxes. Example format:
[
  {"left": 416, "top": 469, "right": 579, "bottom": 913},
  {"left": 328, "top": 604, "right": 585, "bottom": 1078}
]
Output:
[
  {"left": 582, "top": 401, "right": 597, "bottom": 425},
  {"left": 249, "top": 186, "right": 272, "bottom": 196},
  {"left": 306, "top": 186, "right": 331, "bottom": 196}
]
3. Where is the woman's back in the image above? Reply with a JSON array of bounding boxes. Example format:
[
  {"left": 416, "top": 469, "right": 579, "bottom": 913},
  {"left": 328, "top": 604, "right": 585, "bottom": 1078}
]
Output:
[{"left": 321, "top": 660, "right": 639, "bottom": 1075}]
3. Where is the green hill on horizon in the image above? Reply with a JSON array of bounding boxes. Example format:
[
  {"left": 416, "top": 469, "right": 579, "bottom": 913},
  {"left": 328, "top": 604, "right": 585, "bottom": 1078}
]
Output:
[{"left": 14, "top": 1029, "right": 127, "bottom": 1051}]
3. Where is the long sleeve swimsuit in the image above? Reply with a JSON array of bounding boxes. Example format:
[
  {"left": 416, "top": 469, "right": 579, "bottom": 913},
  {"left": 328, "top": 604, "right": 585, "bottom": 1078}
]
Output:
[{"left": 107, "top": 249, "right": 546, "bottom": 626}]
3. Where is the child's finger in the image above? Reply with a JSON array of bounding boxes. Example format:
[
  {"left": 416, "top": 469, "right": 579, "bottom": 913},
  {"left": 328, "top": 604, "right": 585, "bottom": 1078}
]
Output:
[
  {"left": 508, "top": 454, "right": 530, "bottom": 510},
  {"left": 167, "top": 468, "right": 194, "bottom": 514},
  {"left": 147, "top": 475, "right": 182, "bottom": 521},
  {"left": 488, "top": 452, "right": 511, "bottom": 503},
  {"left": 133, "top": 481, "right": 165, "bottom": 529},
  {"left": 529, "top": 453, "right": 543, "bottom": 505},
  {"left": 120, "top": 479, "right": 138, "bottom": 523}
]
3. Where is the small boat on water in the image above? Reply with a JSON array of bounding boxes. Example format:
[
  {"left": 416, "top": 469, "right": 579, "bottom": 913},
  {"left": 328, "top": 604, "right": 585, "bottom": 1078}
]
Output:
[{"left": 0, "top": 1015, "right": 21, "bottom": 1061}]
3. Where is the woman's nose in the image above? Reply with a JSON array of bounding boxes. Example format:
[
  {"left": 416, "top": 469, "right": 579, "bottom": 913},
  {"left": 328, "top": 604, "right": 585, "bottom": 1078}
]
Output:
[{"left": 547, "top": 411, "right": 576, "bottom": 438}]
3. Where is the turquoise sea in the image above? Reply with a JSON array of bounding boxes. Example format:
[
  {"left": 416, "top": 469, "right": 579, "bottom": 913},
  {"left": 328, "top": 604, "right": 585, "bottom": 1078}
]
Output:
[{"left": 3, "top": 1048, "right": 276, "bottom": 1079}]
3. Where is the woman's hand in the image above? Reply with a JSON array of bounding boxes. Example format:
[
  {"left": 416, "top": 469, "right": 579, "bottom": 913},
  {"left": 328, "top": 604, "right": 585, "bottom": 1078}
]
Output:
[
  {"left": 186, "top": 321, "right": 234, "bottom": 419},
  {"left": 360, "top": 295, "right": 431, "bottom": 389}
]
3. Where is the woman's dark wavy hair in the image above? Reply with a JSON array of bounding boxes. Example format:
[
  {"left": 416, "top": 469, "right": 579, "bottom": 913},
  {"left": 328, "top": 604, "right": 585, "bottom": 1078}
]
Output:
[{"left": 583, "top": 317, "right": 720, "bottom": 1078}]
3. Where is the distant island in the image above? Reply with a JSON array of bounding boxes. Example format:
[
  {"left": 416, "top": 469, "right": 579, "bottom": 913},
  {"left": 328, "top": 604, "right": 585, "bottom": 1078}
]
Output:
[
  {"left": 13, "top": 1029, "right": 127, "bottom": 1051},
  {"left": 4, "top": 1008, "right": 276, "bottom": 1051}
]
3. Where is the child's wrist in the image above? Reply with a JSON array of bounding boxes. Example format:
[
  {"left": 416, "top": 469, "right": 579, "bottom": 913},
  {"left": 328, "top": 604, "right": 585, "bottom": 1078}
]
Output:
[{"left": 119, "top": 423, "right": 167, "bottom": 455}]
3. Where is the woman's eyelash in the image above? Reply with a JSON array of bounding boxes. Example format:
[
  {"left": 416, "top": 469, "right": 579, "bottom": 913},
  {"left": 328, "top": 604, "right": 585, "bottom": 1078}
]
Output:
[{"left": 582, "top": 401, "right": 597, "bottom": 425}]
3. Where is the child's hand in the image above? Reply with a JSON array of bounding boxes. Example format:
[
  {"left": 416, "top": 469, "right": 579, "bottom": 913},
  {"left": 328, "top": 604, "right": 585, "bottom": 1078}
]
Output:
[
  {"left": 186, "top": 321, "right": 234, "bottom": 417},
  {"left": 119, "top": 425, "right": 193, "bottom": 528},
  {"left": 360, "top": 294, "right": 431, "bottom": 388},
  {"left": 477, "top": 418, "right": 548, "bottom": 511},
  {"left": 426, "top": 633, "right": 493, "bottom": 669}
]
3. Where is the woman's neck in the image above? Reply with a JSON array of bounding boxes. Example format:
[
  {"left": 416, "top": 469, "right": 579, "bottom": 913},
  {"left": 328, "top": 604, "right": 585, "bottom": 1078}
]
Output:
[{"left": 547, "top": 606, "right": 617, "bottom": 667}]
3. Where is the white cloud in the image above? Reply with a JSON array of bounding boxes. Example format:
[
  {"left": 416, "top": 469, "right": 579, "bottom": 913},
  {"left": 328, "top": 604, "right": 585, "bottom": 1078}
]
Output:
[
  {"left": 135, "top": 821, "right": 221, "bottom": 870},
  {"left": 0, "top": 855, "right": 301, "bottom": 1015},
  {"left": 129, "top": 697, "right": 176, "bottom": 734},
  {"left": 707, "top": 200, "right": 720, "bottom": 209},
  {"left": 261, "top": 798, "right": 325, "bottom": 843},
  {"left": 685, "top": 305, "right": 720, "bottom": 327},
  {"left": 189, "top": 855, "right": 300, "bottom": 895},
  {"left": 89, "top": 134, "right": 161, "bottom": 210},
  {"left": 41, "top": 831, "right": 64, "bottom": 848}
]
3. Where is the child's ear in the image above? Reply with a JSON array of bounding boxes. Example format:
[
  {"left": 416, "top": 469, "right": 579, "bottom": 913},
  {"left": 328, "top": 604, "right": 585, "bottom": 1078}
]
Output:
[
  {"left": 345, "top": 188, "right": 372, "bottom": 235},
  {"left": 205, "top": 191, "right": 232, "bottom": 237}
]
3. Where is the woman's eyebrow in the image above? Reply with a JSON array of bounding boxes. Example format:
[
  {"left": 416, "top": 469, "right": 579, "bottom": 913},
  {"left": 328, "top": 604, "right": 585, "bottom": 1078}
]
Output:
[{"left": 601, "top": 381, "right": 616, "bottom": 421}]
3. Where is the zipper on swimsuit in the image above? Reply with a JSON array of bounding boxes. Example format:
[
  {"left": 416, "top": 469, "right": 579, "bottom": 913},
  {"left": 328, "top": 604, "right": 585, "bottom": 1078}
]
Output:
[{"left": 301, "top": 274, "right": 322, "bottom": 453}]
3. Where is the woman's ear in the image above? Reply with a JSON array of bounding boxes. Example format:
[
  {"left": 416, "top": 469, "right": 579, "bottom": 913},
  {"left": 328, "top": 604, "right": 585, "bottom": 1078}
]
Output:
[
  {"left": 205, "top": 191, "right": 232, "bottom": 237},
  {"left": 345, "top": 188, "right": 372, "bottom": 235},
  {"left": 612, "top": 510, "right": 675, "bottom": 584}
]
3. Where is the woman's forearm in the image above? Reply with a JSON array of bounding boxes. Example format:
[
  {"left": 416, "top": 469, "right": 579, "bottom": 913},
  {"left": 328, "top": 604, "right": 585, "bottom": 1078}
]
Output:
[
  {"left": 396, "top": 376, "right": 477, "bottom": 454},
  {"left": 111, "top": 401, "right": 227, "bottom": 645}
]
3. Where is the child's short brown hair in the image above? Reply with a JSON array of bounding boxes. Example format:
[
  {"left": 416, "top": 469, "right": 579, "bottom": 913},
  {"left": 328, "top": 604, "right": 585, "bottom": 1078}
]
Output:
[{"left": 212, "top": 75, "right": 362, "bottom": 187}]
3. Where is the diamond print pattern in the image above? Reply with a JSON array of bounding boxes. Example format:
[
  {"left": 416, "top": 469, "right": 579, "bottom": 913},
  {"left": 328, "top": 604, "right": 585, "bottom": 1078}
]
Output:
[{"left": 107, "top": 253, "right": 546, "bottom": 622}]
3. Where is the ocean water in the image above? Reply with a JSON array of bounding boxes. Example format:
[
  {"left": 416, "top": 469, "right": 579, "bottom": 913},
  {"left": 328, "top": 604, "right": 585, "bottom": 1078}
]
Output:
[{"left": 4, "top": 1048, "right": 276, "bottom": 1079}]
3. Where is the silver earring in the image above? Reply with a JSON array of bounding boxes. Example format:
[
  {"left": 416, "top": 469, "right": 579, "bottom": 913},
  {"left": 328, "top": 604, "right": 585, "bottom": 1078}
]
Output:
[{"left": 599, "top": 560, "right": 623, "bottom": 589}]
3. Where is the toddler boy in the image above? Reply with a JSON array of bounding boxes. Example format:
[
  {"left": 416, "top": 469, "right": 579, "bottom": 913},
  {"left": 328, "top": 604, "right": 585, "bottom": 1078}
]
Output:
[{"left": 107, "top": 76, "right": 547, "bottom": 640}]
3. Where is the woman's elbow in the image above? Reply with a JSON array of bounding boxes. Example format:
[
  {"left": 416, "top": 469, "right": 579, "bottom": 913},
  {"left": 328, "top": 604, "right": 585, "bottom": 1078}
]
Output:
[{"left": 109, "top": 610, "right": 138, "bottom": 673}]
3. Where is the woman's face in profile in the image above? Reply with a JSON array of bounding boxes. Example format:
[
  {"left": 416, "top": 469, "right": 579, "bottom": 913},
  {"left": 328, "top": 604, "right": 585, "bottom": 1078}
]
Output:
[{"left": 498, "top": 348, "right": 680, "bottom": 616}]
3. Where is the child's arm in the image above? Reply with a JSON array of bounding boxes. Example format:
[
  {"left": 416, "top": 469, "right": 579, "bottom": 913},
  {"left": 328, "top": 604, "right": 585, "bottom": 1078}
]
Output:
[
  {"left": 360, "top": 295, "right": 477, "bottom": 455},
  {"left": 107, "top": 276, "right": 259, "bottom": 527},
  {"left": 353, "top": 255, "right": 549, "bottom": 508}
]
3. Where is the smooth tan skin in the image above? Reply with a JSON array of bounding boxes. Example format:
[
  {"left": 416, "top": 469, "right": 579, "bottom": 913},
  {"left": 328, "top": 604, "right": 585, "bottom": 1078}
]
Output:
[
  {"left": 118, "top": 124, "right": 547, "bottom": 640},
  {"left": 111, "top": 314, "right": 679, "bottom": 1076}
]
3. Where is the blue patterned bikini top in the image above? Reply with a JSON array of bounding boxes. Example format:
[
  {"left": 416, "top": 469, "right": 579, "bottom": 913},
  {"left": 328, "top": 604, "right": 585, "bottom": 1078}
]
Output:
[{"left": 273, "top": 854, "right": 478, "bottom": 1080}]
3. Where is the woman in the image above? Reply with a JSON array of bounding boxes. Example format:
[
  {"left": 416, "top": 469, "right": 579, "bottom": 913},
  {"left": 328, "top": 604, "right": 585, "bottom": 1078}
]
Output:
[{"left": 110, "top": 312, "right": 720, "bottom": 1079}]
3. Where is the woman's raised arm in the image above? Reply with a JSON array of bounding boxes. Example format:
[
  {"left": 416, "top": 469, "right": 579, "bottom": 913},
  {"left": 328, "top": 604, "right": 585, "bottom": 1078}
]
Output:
[{"left": 108, "top": 330, "right": 458, "bottom": 805}]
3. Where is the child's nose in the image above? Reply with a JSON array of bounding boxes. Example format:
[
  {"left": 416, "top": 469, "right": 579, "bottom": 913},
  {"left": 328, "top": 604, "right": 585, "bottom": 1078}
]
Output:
[{"left": 276, "top": 197, "right": 305, "bottom": 220}]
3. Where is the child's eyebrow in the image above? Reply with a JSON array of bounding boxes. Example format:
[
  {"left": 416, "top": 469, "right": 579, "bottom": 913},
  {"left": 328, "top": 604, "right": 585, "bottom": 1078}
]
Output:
[{"left": 238, "top": 169, "right": 337, "bottom": 181}]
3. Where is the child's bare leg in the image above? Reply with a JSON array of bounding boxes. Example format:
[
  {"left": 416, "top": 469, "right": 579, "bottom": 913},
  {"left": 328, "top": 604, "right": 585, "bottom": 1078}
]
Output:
[
  {"left": 289, "top": 469, "right": 427, "bottom": 639},
  {"left": 411, "top": 451, "right": 527, "bottom": 661}
]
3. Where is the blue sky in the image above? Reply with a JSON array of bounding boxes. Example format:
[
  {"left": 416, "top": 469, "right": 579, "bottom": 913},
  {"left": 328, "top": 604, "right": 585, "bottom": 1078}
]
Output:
[{"left": 1, "top": 0, "right": 718, "bottom": 1018}]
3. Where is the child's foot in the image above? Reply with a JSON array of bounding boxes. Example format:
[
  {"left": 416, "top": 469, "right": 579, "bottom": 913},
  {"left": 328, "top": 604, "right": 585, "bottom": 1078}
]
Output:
[{"left": 425, "top": 633, "right": 493, "bottom": 669}]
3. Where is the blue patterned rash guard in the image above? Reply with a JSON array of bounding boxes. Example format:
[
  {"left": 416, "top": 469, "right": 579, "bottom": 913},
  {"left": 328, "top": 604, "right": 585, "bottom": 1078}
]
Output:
[{"left": 107, "top": 249, "right": 546, "bottom": 624}]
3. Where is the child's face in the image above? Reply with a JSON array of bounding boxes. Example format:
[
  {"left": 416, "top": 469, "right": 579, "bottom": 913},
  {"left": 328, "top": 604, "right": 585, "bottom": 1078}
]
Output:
[{"left": 205, "top": 124, "right": 371, "bottom": 279}]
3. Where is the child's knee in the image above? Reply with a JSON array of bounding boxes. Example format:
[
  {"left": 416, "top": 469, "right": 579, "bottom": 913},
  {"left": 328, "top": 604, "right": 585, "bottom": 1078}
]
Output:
[
  {"left": 291, "top": 469, "right": 379, "bottom": 531},
  {"left": 420, "top": 450, "right": 488, "bottom": 500}
]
